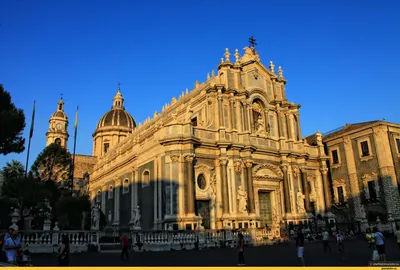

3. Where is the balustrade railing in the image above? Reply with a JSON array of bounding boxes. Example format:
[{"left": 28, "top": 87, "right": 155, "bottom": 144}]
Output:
[{"left": 16, "top": 227, "right": 281, "bottom": 254}]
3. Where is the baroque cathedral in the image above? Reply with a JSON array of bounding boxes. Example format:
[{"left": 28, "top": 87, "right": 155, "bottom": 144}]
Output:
[{"left": 45, "top": 43, "right": 400, "bottom": 232}]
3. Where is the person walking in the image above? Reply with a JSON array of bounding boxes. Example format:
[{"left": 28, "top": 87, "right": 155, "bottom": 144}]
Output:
[
  {"left": 58, "top": 234, "right": 70, "bottom": 266},
  {"left": 336, "top": 230, "right": 345, "bottom": 260},
  {"left": 373, "top": 227, "right": 386, "bottom": 262},
  {"left": 295, "top": 228, "right": 305, "bottom": 266},
  {"left": 322, "top": 229, "right": 331, "bottom": 252},
  {"left": 120, "top": 234, "right": 129, "bottom": 261},
  {"left": 237, "top": 232, "right": 245, "bottom": 266}
]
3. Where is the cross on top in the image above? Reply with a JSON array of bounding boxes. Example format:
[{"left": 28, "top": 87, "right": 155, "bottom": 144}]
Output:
[
  {"left": 249, "top": 36, "right": 257, "bottom": 48},
  {"left": 60, "top": 93, "right": 63, "bottom": 99},
  {"left": 117, "top": 81, "right": 121, "bottom": 89}
]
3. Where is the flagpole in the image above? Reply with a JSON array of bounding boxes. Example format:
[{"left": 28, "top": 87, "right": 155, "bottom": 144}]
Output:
[
  {"left": 25, "top": 100, "right": 36, "bottom": 176},
  {"left": 71, "top": 106, "right": 78, "bottom": 193}
]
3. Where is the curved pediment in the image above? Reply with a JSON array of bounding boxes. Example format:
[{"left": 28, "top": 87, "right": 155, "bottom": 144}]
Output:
[{"left": 253, "top": 163, "right": 283, "bottom": 181}]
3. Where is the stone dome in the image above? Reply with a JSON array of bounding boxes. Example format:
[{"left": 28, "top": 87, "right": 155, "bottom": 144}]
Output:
[
  {"left": 95, "top": 88, "right": 136, "bottom": 130},
  {"left": 96, "top": 108, "right": 136, "bottom": 129}
]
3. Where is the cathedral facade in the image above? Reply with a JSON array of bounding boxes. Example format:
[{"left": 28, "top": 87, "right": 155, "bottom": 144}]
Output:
[{"left": 84, "top": 45, "right": 333, "bottom": 231}]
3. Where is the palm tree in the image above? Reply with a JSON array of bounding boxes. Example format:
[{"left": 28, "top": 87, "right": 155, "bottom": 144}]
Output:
[{"left": 2, "top": 159, "right": 25, "bottom": 180}]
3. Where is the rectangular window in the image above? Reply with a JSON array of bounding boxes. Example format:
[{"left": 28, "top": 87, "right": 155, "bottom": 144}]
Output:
[
  {"left": 360, "top": 141, "right": 370, "bottom": 157},
  {"left": 368, "top": 180, "right": 377, "bottom": 200},
  {"left": 191, "top": 117, "right": 197, "bottom": 127},
  {"left": 331, "top": 150, "right": 339, "bottom": 164},
  {"left": 396, "top": 138, "right": 400, "bottom": 153},
  {"left": 104, "top": 143, "right": 110, "bottom": 154},
  {"left": 337, "top": 186, "right": 345, "bottom": 203}
]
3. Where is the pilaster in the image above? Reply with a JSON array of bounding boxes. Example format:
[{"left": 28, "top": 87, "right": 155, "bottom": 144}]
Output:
[
  {"left": 245, "top": 159, "right": 255, "bottom": 214},
  {"left": 300, "top": 166, "right": 311, "bottom": 212},
  {"left": 281, "top": 164, "right": 291, "bottom": 214},
  {"left": 184, "top": 153, "right": 196, "bottom": 215}
]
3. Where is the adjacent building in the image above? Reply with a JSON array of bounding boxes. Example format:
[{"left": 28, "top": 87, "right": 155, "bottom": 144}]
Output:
[{"left": 307, "top": 121, "right": 400, "bottom": 225}]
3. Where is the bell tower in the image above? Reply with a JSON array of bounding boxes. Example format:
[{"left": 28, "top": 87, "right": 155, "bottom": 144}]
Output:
[{"left": 46, "top": 97, "right": 69, "bottom": 149}]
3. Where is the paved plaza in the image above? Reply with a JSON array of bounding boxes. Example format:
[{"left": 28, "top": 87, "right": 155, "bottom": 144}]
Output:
[{"left": 30, "top": 238, "right": 400, "bottom": 266}]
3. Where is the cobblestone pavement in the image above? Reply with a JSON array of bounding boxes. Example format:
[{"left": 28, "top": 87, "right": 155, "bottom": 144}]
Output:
[{"left": 31, "top": 238, "right": 400, "bottom": 266}]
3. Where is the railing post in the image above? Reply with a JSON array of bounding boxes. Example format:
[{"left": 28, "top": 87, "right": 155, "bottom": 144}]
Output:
[{"left": 51, "top": 222, "right": 60, "bottom": 252}]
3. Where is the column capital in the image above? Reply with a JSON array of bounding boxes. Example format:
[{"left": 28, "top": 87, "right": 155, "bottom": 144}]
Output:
[
  {"left": 299, "top": 165, "right": 308, "bottom": 172},
  {"left": 320, "top": 168, "right": 329, "bottom": 175},
  {"left": 183, "top": 153, "right": 195, "bottom": 162},
  {"left": 244, "top": 159, "right": 253, "bottom": 168},
  {"left": 170, "top": 154, "right": 181, "bottom": 163},
  {"left": 280, "top": 164, "right": 288, "bottom": 172},
  {"left": 234, "top": 159, "right": 243, "bottom": 174},
  {"left": 218, "top": 157, "right": 229, "bottom": 166},
  {"left": 131, "top": 166, "right": 139, "bottom": 172},
  {"left": 229, "top": 97, "right": 236, "bottom": 104}
]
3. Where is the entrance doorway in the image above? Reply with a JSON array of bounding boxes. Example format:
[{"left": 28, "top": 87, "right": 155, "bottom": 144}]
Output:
[
  {"left": 196, "top": 200, "right": 211, "bottom": 229},
  {"left": 258, "top": 191, "right": 272, "bottom": 228}
]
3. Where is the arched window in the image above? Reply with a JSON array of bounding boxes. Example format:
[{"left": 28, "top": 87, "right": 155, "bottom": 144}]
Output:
[
  {"left": 108, "top": 185, "right": 113, "bottom": 199},
  {"left": 96, "top": 190, "right": 101, "bottom": 202},
  {"left": 197, "top": 174, "right": 207, "bottom": 190},
  {"left": 55, "top": 138, "right": 62, "bottom": 145},
  {"left": 123, "top": 179, "right": 129, "bottom": 194},
  {"left": 142, "top": 171, "right": 150, "bottom": 187}
]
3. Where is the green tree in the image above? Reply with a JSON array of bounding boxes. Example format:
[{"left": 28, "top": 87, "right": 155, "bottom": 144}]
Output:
[
  {"left": 1, "top": 173, "right": 53, "bottom": 229},
  {"left": 31, "top": 143, "right": 72, "bottom": 185},
  {"left": 2, "top": 160, "right": 25, "bottom": 180},
  {"left": 54, "top": 195, "right": 91, "bottom": 230},
  {"left": 0, "top": 84, "right": 26, "bottom": 155}
]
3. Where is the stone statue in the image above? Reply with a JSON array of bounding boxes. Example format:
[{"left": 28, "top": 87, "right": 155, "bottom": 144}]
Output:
[
  {"left": 237, "top": 186, "right": 248, "bottom": 213},
  {"left": 133, "top": 206, "right": 141, "bottom": 228},
  {"left": 255, "top": 115, "right": 264, "bottom": 133},
  {"left": 297, "top": 190, "right": 306, "bottom": 213},
  {"left": 91, "top": 205, "right": 100, "bottom": 230},
  {"left": 43, "top": 197, "right": 52, "bottom": 219}
]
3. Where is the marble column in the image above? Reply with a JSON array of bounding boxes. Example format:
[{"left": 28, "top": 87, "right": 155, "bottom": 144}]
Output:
[
  {"left": 113, "top": 178, "right": 120, "bottom": 226},
  {"left": 285, "top": 113, "right": 292, "bottom": 140},
  {"left": 320, "top": 168, "right": 332, "bottom": 211},
  {"left": 300, "top": 167, "right": 311, "bottom": 212},
  {"left": 281, "top": 165, "right": 291, "bottom": 213},
  {"left": 219, "top": 158, "right": 229, "bottom": 214},
  {"left": 185, "top": 154, "right": 196, "bottom": 215},
  {"left": 243, "top": 102, "right": 249, "bottom": 132},
  {"left": 245, "top": 160, "right": 255, "bottom": 214}
]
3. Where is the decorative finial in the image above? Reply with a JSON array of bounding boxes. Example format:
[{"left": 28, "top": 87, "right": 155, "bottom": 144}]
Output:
[
  {"left": 117, "top": 81, "right": 121, "bottom": 92},
  {"left": 234, "top": 49, "right": 240, "bottom": 63},
  {"left": 224, "top": 48, "right": 231, "bottom": 62},
  {"left": 221, "top": 58, "right": 224, "bottom": 63},
  {"left": 154, "top": 111, "right": 158, "bottom": 118},
  {"left": 248, "top": 36, "right": 257, "bottom": 48},
  {"left": 162, "top": 105, "right": 165, "bottom": 112},
  {"left": 212, "top": 70, "right": 215, "bottom": 77},
  {"left": 207, "top": 73, "right": 210, "bottom": 80},
  {"left": 278, "top": 66, "right": 284, "bottom": 78},
  {"left": 60, "top": 93, "right": 63, "bottom": 100},
  {"left": 195, "top": 80, "right": 199, "bottom": 89},
  {"left": 269, "top": 61, "right": 275, "bottom": 73},
  {"left": 186, "top": 88, "right": 189, "bottom": 95}
]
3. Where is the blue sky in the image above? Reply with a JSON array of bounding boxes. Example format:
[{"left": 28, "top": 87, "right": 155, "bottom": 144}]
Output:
[{"left": 1, "top": 0, "right": 399, "bottom": 169}]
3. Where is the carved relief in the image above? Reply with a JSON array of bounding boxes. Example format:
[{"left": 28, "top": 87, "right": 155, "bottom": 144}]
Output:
[
  {"left": 292, "top": 165, "right": 299, "bottom": 179},
  {"left": 253, "top": 163, "right": 283, "bottom": 181},
  {"left": 210, "top": 173, "right": 217, "bottom": 195},
  {"left": 244, "top": 160, "right": 253, "bottom": 168},
  {"left": 234, "top": 159, "right": 243, "bottom": 174}
]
